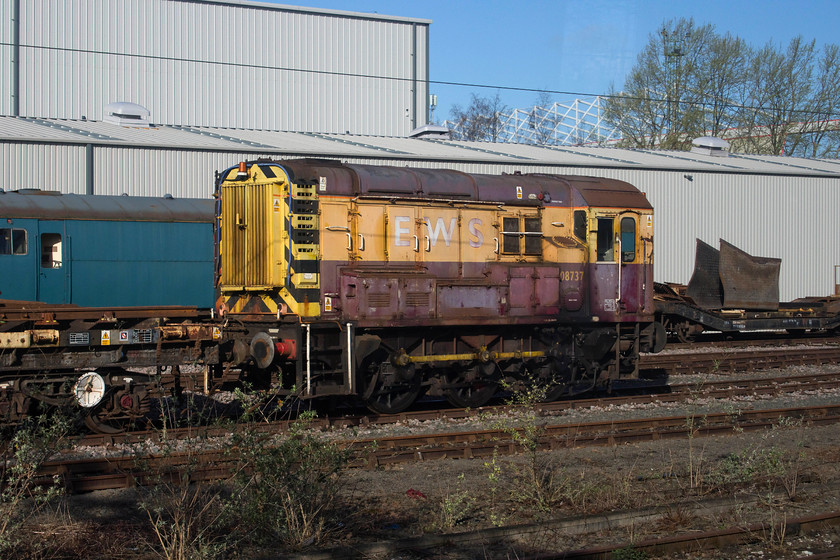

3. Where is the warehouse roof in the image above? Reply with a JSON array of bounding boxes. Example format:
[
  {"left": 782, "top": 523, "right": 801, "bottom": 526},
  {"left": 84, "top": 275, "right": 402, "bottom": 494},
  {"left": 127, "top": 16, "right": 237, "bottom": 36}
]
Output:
[{"left": 2, "top": 115, "right": 839, "bottom": 178}]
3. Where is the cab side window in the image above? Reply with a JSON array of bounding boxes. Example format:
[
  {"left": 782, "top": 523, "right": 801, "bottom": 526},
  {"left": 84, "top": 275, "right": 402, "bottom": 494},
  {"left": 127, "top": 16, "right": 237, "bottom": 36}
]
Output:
[
  {"left": 573, "top": 210, "right": 586, "bottom": 240},
  {"left": 596, "top": 218, "right": 614, "bottom": 262}
]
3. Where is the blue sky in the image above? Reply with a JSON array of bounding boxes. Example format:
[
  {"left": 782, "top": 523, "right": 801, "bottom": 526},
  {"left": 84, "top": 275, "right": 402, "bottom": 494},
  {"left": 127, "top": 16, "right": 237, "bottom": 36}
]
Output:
[{"left": 270, "top": 0, "right": 840, "bottom": 121}]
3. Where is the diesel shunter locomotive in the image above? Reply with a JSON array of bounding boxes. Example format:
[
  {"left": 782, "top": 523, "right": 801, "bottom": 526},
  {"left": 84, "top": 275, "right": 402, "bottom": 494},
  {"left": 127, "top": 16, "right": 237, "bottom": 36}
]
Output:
[
  {"left": 216, "top": 160, "right": 665, "bottom": 413},
  {"left": 0, "top": 160, "right": 665, "bottom": 430}
]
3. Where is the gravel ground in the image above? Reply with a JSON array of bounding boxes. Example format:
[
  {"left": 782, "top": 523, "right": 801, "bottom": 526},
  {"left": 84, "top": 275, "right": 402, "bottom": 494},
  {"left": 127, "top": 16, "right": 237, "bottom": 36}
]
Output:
[{"left": 13, "top": 363, "right": 840, "bottom": 559}]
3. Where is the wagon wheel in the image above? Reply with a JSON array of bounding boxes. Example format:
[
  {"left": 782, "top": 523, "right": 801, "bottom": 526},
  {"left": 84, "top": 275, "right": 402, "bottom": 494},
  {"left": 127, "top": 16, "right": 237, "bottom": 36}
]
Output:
[
  {"left": 361, "top": 352, "right": 422, "bottom": 415},
  {"left": 444, "top": 362, "right": 499, "bottom": 408},
  {"left": 83, "top": 408, "right": 127, "bottom": 434},
  {"left": 675, "top": 322, "right": 697, "bottom": 343}
]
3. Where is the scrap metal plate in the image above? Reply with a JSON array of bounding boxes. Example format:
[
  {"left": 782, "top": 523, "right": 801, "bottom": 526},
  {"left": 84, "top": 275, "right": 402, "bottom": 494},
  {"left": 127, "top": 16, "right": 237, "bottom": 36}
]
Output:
[
  {"left": 686, "top": 239, "right": 723, "bottom": 309},
  {"left": 719, "top": 240, "right": 780, "bottom": 310}
]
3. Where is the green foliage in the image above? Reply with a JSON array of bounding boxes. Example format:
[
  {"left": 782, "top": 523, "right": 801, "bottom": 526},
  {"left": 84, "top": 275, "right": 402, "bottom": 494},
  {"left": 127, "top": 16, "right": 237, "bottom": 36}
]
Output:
[
  {"left": 711, "top": 447, "right": 786, "bottom": 487},
  {"left": 228, "top": 411, "right": 351, "bottom": 549},
  {"left": 0, "top": 413, "right": 73, "bottom": 554},
  {"left": 432, "top": 473, "right": 476, "bottom": 530}
]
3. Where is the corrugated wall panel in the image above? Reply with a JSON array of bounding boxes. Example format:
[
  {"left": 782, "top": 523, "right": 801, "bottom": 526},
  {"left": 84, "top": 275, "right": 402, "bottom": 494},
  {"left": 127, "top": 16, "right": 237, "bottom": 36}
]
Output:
[
  {"left": 0, "top": 0, "right": 11, "bottom": 115},
  {"left": 0, "top": 143, "right": 86, "bottom": 192},
  {"left": 6, "top": 139, "right": 838, "bottom": 302},
  {"left": 15, "top": 0, "right": 429, "bottom": 135},
  {"left": 0, "top": 43, "right": 12, "bottom": 115}
]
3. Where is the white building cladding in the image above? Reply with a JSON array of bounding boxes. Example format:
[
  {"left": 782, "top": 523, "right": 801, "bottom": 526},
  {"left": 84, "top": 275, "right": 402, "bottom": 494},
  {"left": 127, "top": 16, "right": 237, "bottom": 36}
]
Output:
[
  {"left": 1, "top": 0, "right": 430, "bottom": 135},
  {"left": 2, "top": 115, "right": 839, "bottom": 303}
]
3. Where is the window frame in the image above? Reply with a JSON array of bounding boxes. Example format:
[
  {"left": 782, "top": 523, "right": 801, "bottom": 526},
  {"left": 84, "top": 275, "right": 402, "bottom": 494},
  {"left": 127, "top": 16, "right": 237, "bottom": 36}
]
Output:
[
  {"left": 500, "top": 212, "right": 543, "bottom": 257},
  {"left": 0, "top": 228, "right": 28, "bottom": 256}
]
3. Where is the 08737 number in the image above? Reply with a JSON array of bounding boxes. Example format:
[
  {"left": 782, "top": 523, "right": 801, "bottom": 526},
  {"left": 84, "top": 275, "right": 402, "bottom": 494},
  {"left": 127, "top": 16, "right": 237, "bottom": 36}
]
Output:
[{"left": 560, "top": 270, "right": 583, "bottom": 282}]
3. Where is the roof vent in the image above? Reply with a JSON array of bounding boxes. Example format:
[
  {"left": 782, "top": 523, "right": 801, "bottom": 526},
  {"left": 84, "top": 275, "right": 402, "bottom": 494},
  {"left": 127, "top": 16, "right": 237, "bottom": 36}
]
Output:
[
  {"left": 103, "top": 102, "right": 151, "bottom": 128},
  {"left": 690, "top": 136, "right": 730, "bottom": 157},
  {"left": 409, "top": 124, "right": 451, "bottom": 139}
]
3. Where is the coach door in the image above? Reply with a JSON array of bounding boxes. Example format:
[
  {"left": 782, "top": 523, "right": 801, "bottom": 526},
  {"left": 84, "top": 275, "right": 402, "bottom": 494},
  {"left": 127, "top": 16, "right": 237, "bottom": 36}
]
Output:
[
  {"left": 37, "top": 221, "right": 67, "bottom": 303},
  {"left": 0, "top": 221, "right": 36, "bottom": 301}
]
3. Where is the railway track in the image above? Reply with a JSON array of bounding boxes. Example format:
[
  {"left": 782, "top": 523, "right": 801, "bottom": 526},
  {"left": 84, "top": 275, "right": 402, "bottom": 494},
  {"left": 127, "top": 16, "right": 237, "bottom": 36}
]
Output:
[
  {"left": 287, "top": 504, "right": 840, "bottom": 560},
  {"left": 39, "top": 401, "right": 840, "bottom": 493},
  {"left": 641, "top": 343, "right": 840, "bottom": 374},
  {"left": 73, "top": 367, "right": 840, "bottom": 448}
]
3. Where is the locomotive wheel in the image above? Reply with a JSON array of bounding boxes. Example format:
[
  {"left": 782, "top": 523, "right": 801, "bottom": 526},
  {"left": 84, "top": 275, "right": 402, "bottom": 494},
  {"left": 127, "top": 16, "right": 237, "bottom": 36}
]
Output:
[
  {"left": 542, "top": 381, "right": 569, "bottom": 403},
  {"left": 444, "top": 363, "right": 499, "bottom": 408},
  {"left": 361, "top": 353, "right": 422, "bottom": 415},
  {"left": 542, "top": 358, "right": 598, "bottom": 401},
  {"left": 364, "top": 378, "right": 421, "bottom": 415}
]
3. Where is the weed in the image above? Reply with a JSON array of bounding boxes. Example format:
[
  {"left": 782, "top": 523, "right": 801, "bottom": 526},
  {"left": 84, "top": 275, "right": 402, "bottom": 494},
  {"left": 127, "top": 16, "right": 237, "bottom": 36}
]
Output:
[
  {"left": 0, "top": 412, "right": 73, "bottom": 555},
  {"left": 134, "top": 418, "right": 233, "bottom": 560},
  {"left": 228, "top": 410, "right": 351, "bottom": 549},
  {"left": 432, "top": 473, "right": 476, "bottom": 530}
]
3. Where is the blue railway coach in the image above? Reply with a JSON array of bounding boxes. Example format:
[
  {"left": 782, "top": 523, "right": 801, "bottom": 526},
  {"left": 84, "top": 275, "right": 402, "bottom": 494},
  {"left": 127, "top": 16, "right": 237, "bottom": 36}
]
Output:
[{"left": 0, "top": 189, "right": 215, "bottom": 308}]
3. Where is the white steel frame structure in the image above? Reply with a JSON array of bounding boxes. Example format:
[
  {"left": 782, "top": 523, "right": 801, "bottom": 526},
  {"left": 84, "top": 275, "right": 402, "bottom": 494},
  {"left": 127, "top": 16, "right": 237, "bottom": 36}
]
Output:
[{"left": 445, "top": 96, "right": 622, "bottom": 146}]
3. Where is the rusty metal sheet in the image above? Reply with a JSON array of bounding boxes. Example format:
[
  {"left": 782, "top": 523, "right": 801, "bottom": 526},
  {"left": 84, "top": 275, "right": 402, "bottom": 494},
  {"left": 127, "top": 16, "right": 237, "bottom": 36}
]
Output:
[
  {"left": 719, "top": 239, "right": 780, "bottom": 310},
  {"left": 686, "top": 239, "right": 723, "bottom": 309},
  {"left": 568, "top": 176, "right": 653, "bottom": 209}
]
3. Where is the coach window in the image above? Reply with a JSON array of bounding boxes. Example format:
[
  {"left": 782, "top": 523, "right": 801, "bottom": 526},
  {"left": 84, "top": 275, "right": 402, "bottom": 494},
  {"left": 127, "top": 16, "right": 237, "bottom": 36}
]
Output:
[
  {"left": 620, "top": 217, "right": 636, "bottom": 263},
  {"left": 0, "top": 228, "right": 27, "bottom": 255},
  {"left": 596, "top": 218, "right": 614, "bottom": 262},
  {"left": 40, "top": 234, "right": 62, "bottom": 268}
]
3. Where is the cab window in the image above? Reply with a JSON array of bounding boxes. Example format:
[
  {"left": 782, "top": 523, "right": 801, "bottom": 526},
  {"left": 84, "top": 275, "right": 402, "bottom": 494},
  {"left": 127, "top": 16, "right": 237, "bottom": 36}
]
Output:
[
  {"left": 573, "top": 210, "right": 586, "bottom": 240},
  {"left": 620, "top": 217, "right": 636, "bottom": 263},
  {"left": 596, "top": 218, "right": 614, "bottom": 262},
  {"left": 0, "top": 228, "right": 27, "bottom": 255}
]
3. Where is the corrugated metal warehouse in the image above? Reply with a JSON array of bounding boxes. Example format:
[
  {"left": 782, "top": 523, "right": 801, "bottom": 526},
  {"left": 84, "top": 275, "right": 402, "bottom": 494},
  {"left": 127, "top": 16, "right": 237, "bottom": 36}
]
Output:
[
  {"left": 1, "top": 115, "right": 839, "bottom": 303},
  {"left": 1, "top": 0, "right": 838, "bottom": 305},
  {"left": 1, "top": 0, "right": 430, "bottom": 135}
]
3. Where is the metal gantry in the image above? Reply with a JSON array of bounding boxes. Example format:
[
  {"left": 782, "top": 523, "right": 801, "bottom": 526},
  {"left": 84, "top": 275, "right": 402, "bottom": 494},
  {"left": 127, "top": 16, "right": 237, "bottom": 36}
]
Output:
[{"left": 443, "top": 96, "right": 623, "bottom": 146}]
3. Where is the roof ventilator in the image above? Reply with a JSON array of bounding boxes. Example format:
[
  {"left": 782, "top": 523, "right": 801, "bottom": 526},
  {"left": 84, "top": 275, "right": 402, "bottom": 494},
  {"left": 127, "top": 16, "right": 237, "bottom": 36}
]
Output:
[
  {"left": 409, "top": 124, "right": 451, "bottom": 139},
  {"left": 103, "top": 102, "right": 152, "bottom": 128},
  {"left": 690, "top": 136, "right": 730, "bottom": 157}
]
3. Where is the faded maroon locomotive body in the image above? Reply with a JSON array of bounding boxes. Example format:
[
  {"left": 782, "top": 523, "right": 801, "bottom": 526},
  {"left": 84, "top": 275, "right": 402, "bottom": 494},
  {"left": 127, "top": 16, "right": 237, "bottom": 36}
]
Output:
[{"left": 217, "top": 160, "right": 664, "bottom": 413}]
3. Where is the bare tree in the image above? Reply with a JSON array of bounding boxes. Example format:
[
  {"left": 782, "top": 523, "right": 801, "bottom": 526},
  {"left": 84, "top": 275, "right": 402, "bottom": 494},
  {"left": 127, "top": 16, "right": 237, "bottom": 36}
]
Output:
[
  {"left": 606, "top": 19, "right": 840, "bottom": 156},
  {"left": 736, "top": 36, "right": 816, "bottom": 155},
  {"left": 695, "top": 33, "right": 748, "bottom": 137},
  {"left": 790, "top": 43, "right": 840, "bottom": 158},
  {"left": 449, "top": 93, "right": 509, "bottom": 142},
  {"left": 605, "top": 18, "right": 719, "bottom": 149}
]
